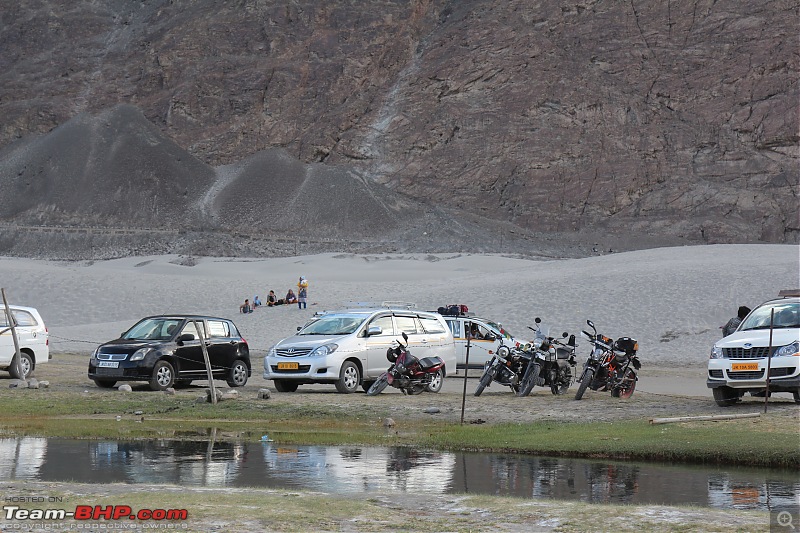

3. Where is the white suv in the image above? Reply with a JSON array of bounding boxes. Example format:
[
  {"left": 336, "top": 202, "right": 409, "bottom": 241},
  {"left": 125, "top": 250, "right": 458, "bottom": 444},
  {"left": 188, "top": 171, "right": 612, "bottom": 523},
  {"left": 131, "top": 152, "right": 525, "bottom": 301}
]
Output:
[
  {"left": 263, "top": 307, "right": 457, "bottom": 393},
  {"left": 0, "top": 305, "right": 50, "bottom": 379},
  {"left": 707, "top": 293, "right": 799, "bottom": 406}
]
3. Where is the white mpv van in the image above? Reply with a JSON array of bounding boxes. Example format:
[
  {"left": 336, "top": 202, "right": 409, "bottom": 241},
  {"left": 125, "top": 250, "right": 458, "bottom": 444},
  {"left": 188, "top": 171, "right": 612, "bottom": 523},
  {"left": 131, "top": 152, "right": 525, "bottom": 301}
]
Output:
[
  {"left": 263, "top": 306, "right": 457, "bottom": 393},
  {"left": 0, "top": 305, "right": 50, "bottom": 379}
]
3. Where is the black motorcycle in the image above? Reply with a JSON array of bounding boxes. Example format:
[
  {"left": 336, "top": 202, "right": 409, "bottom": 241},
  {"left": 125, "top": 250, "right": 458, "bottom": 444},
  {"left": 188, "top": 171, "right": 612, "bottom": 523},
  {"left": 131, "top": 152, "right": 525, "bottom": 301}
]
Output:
[
  {"left": 574, "top": 319, "right": 641, "bottom": 400},
  {"left": 517, "top": 318, "right": 577, "bottom": 397},
  {"left": 473, "top": 335, "right": 532, "bottom": 396}
]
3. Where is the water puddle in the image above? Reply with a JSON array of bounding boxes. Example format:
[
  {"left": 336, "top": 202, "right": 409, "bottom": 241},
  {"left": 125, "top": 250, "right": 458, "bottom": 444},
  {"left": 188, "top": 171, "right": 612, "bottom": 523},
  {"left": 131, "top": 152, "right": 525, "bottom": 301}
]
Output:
[{"left": 1, "top": 437, "right": 796, "bottom": 511}]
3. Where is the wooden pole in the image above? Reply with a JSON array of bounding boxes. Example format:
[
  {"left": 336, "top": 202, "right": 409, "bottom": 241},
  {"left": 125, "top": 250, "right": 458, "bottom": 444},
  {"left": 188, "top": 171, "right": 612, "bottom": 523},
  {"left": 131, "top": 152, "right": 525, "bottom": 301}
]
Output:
[
  {"left": 650, "top": 413, "right": 761, "bottom": 425},
  {"left": 195, "top": 319, "right": 217, "bottom": 404},
  {"left": 1, "top": 288, "right": 25, "bottom": 381},
  {"left": 764, "top": 308, "right": 774, "bottom": 414},
  {"left": 460, "top": 331, "right": 472, "bottom": 425}
]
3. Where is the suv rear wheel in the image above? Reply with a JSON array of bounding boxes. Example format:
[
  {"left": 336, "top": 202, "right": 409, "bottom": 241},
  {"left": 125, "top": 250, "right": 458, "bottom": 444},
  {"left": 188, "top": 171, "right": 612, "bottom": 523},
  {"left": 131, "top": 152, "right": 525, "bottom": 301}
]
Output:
[
  {"left": 9, "top": 352, "right": 34, "bottom": 379},
  {"left": 335, "top": 361, "right": 360, "bottom": 394}
]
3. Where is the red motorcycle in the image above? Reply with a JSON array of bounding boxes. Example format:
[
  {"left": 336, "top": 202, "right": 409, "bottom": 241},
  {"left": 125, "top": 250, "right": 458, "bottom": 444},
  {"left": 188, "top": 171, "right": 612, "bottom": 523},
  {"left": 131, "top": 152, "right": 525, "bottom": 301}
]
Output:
[{"left": 366, "top": 333, "right": 445, "bottom": 395}]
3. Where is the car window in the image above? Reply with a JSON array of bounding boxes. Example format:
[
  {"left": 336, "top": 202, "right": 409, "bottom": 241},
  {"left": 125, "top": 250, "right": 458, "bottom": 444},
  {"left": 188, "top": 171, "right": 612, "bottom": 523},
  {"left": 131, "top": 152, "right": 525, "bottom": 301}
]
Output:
[
  {"left": 299, "top": 315, "right": 366, "bottom": 335},
  {"left": 446, "top": 320, "right": 462, "bottom": 337},
  {"left": 367, "top": 315, "right": 395, "bottom": 336},
  {"left": 419, "top": 317, "right": 446, "bottom": 334},
  {"left": 0, "top": 310, "right": 37, "bottom": 328},
  {"left": 740, "top": 302, "right": 800, "bottom": 330},
  {"left": 395, "top": 316, "right": 420, "bottom": 335},
  {"left": 484, "top": 319, "right": 512, "bottom": 339},
  {"left": 207, "top": 320, "right": 230, "bottom": 338},
  {"left": 125, "top": 318, "right": 183, "bottom": 340},
  {"left": 180, "top": 321, "right": 203, "bottom": 339}
]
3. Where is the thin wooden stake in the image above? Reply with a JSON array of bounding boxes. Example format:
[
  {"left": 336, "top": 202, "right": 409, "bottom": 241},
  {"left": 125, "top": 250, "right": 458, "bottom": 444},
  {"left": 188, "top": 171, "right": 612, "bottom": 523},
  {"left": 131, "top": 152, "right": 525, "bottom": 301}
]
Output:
[
  {"left": 1, "top": 288, "right": 25, "bottom": 381},
  {"left": 194, "top": 319, "right": 217, "bottom": 404},
  {"left": 460, "top": 333, "right": 472, "bottom": 425},
  {"left": 764, "top": 308, "right": 775, "bottom": 414}
]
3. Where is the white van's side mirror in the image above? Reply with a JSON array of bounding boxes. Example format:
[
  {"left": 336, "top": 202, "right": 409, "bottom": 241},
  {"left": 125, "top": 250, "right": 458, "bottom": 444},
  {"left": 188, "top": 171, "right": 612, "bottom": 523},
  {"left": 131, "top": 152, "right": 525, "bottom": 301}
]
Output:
[{"left": 366, "top": 325, "right": 382, "bottom": 336}]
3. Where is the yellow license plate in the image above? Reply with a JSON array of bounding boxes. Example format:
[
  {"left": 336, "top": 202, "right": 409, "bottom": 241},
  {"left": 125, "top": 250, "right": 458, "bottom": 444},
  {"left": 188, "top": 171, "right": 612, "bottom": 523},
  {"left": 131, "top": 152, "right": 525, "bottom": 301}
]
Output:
[
  {"left": 277, "top": 362, "right": 299, "bottom": 370},
  {"left": 731, "top": 363, "right": 759, "bottom": 371}
]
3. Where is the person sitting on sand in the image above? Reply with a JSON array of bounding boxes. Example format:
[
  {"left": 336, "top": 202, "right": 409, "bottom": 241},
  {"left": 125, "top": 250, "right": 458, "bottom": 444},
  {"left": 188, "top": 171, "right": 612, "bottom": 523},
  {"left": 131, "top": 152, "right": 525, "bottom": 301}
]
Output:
[
  {"left": 267, "top": 290, "right": 278, "bottom": 306},
  {"left": 253, "top": 295, "right": 262, "bottom": 307},
  {"left": 285, "top": 289, "right": 298, "bottom": 304},
  {"left": 240, "top": 299, "right": 253, "bottom": 314}
]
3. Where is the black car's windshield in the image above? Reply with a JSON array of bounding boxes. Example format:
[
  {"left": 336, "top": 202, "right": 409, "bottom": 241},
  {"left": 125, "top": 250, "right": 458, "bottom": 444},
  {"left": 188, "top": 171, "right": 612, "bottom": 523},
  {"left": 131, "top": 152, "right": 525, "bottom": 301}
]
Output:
[
  {"left": 124, "top": 318, "right": 183, "bottom": 340},
  {"left": 298, "top": 315, "right": 366, "bottom": 335},
  {"left": 740, "top": 302, "right": 800, "bottom": 331}
]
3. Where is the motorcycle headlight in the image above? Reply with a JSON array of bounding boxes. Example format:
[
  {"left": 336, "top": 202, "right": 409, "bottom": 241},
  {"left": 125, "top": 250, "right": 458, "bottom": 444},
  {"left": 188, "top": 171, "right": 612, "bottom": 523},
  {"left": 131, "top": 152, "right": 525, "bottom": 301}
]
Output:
[
  {"left": 497, "top": 346, "right": 510, "bottom": 358},
  {"left": 129, "top": 347, "right": 153, "bottom": 361},
  {"left": 774, "top": 341, "right": 800, "bottom": 357},
  {"left": 592, "top": 347, "right": 604, "bottom": 359},
  {"left": 533, "top": 338, "right": 543, "bottom": 349},
  {"left": 310, "top": 343, "right": 338, "bottom": 357},
  {"left": 709, "top": 345, "right": 724, "bottom": 359}
]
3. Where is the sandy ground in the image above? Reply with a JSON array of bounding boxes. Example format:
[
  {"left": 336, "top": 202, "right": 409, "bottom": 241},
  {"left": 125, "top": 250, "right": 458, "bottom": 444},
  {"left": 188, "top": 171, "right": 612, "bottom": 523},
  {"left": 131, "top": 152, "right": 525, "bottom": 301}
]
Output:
[
  {"left": 2, "top": 243, "right": 799, "bottom": 416},
  {"left": 1, "top": 244, "right": 797, "bottom": 366}
]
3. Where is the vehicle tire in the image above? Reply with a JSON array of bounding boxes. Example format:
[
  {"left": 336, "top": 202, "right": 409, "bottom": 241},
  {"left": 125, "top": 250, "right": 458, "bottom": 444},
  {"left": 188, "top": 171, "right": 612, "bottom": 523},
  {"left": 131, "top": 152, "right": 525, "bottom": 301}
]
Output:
[
  {"left": 474, "top": 367, "right": 494, "bottom": 397},
  {"left": 366, "top": 375, "right": 388, "bottom": 396},
  {"left": 610, "top": 368, "right": 636, "bottom": 398},
  {"left": 335, "top": 361, "right": 361, "bottom": 394},
  {"left": 362, "top": 380, "right": 375, "bottom": 393},
  {"left": 517, "top": 364, "right": 540, "bottom": 397},
  {"left": 8, "top": 352, "right": 34, "bottom": 379},
  {"left": 273, "top": 380, "right": 299, "bottom": 393},
  {"left": 551, "top": 365, "right": 573, "bottom": 395},
  {"left": 712, "top": 386, "right": 740, "bottom": 407},
  {"left": 174, "top": 380, "right": 193, "bottom": 389},
  {"left": 427, "top": 369, "right": 444, "bottom": 393},
  {"left": 226, "top": 359, "right": 249, "bottom": 387},
  {"left": 574, "top": 369, "right": 594, "bottom": 400},
  {"left": 93, "top": 379, "right": 117, "bottom": 389},
  {"left": 149, "top": 360, "right": 176, "bottom": 391},
  {"left": 794, "top": 390, "right": 800, "bottom": 404}
]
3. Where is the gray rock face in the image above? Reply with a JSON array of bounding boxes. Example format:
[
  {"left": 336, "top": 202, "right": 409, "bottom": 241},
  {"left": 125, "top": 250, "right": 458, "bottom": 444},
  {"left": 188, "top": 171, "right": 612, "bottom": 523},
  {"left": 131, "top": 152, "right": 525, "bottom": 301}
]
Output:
[{"left": 0, "top": 0, "right": 796, "bottom": 251}]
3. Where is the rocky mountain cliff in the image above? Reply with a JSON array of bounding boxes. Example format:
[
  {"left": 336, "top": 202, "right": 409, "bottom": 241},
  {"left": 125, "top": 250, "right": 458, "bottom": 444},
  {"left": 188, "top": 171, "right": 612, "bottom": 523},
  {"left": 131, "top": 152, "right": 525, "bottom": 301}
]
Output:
[{"left": 0, "top": 0, "right": 797, "bottom": 258}]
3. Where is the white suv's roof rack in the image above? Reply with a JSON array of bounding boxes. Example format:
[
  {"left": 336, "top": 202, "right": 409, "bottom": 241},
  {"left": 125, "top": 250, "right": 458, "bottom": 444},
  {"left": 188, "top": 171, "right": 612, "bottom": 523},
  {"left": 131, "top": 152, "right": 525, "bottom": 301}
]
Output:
[
  {"left": 381, "top": 301, "right": 417, "bottom": 309},
  {"left": 778, "top": 289, "right": 800, "bottom": 297},
  {"left": 340, "top": 301, "right": 419, "bottom": 310}
]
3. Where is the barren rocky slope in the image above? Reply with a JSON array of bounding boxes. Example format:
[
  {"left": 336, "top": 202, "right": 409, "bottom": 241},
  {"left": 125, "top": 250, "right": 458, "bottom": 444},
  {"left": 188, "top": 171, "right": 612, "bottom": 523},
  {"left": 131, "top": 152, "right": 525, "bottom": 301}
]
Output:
[{"left": 0, "top": 0, "right": 797, "bottom": 258}]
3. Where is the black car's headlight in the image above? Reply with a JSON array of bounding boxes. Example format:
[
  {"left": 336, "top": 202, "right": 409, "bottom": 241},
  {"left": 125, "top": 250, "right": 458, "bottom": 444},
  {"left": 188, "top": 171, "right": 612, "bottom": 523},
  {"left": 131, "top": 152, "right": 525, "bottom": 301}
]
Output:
[{"left": 130, "top": 347, "right": 153, "bottom": 361}]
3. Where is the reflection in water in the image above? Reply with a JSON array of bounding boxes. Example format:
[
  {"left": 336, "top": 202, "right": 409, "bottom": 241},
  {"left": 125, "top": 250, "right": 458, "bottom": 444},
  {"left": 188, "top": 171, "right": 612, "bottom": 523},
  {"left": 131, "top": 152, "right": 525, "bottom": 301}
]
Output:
[{"left": 0, "top": 437, "right": 796, "bottom": 511}]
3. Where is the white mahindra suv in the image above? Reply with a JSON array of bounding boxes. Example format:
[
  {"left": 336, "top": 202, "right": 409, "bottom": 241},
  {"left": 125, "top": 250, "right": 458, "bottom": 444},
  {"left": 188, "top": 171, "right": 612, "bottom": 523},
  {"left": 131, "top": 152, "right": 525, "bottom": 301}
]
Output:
[
  {"left": 707, "top": 292, "right": 800, "bottom": 406},
  {"left": 0, "top": 305, "right": 50, "bottom": 379},
  {"left": 263, "top": 306, "right": 457, "bottom": 393}
]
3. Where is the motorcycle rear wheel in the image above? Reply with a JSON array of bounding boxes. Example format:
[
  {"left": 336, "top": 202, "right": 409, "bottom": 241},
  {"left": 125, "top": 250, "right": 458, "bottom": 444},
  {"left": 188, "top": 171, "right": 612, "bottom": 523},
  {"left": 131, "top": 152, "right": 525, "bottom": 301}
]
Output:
[
  {"left": 474, "top": 367, "right": 494, "bottom": 397},
  {"left": 517, "top": 364, "right": 540, "bottom": 397},
  {"left": 574, "top": 369, "right": 594, "bottom": 400},
  {"left": 611, "top": 368, "right": 636, "bottom": 398},
  {"left": 550, "top": 365, "right": 573, "bottom": 395},
  {"left": 366, "top": 375, "right": 389, "bottom": 396},
  {"left": 426, "top": 369, "right": 444, "bottom": 393},
  {"left": 407, "top": 383, "right": 426, "bottom": 395}
]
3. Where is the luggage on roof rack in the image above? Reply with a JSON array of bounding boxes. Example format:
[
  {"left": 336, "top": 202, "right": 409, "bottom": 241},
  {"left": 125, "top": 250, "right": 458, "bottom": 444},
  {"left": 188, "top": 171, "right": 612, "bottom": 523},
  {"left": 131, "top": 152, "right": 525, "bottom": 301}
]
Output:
[{"left": 437, "top": 304, "right": 470, "bottom": 316}]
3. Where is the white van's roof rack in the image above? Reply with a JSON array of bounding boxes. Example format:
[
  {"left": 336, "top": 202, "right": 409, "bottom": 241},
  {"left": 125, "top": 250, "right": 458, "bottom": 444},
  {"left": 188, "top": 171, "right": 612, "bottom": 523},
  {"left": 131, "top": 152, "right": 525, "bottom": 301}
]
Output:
[{"left": 381, "top": 301, "right": 417, "bottom": 309}]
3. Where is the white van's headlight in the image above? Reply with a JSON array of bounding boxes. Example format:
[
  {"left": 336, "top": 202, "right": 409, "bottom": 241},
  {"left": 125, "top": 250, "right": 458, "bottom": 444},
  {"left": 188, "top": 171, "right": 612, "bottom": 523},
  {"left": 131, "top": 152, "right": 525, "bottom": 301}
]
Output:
[
  {"left": 774, "top": 341, "right": 800, "bottom": 357},
  {"left": 310, "top": 344, "right": 338, "bottom": 357},
  {"left": 129, "top": 347, "right": 153, "bottom": 361},
  {"left": 710, "top": 345, "right": 724, "bottom": 359},
  {"left": 267, "top": 345, "right": 276, "bottom": 357}
]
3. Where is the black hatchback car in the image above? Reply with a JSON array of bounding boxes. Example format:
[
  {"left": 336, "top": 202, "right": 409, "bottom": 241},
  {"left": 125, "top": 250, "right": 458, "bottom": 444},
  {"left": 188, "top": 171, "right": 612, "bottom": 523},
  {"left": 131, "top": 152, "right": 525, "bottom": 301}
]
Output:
[{"left": 88, "top": 315, "right": 251, "bottom": 391}]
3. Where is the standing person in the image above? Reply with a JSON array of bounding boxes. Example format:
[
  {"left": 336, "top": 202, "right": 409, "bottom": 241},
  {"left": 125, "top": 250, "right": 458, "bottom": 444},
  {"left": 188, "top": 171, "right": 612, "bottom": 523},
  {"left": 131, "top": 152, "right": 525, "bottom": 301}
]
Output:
[
  {"left": 722, "top": 305, "right": 751, "bottom": 337},
  {"left": 297, "top": 276, "right": 308, "bottom": 309}
]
